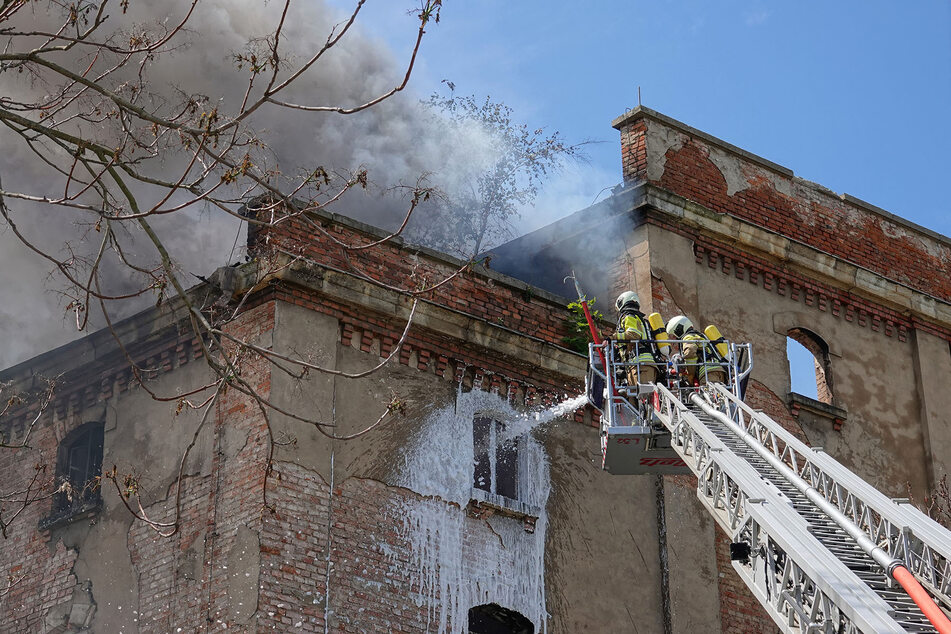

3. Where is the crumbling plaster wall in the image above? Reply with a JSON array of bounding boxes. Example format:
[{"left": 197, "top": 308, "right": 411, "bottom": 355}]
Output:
[
  {"left": 0, "top": 355, "right": 218, "bottom": 633},
  {"left": 89, "top": 358, "right": 216, "bottom": 630},
  {"left": 622, "top": 108, "right": 951, "bottom": 307},
  {"left": 614, "top": 229, "right": 730, "bottom": 634},
  {"left": 911, "top": 330, "right": 951, "bottom": 487},
  {"left": 543, "top": 411, "right": 667, "bottom": 634},
  {"left": 613, "top": 106, "right": 951, "bottom": 501},
  {"left": 268, "top": 300, "right": 458, "bottom": 485},
  {"left": 625, "top": 107, "right": 950, "bottom": 499},
  {"left": 266, "top": 298, "right": 675, "bottom": 632},
  {"left": 646, "top": 224, "right": 930, "bottom": 496}
]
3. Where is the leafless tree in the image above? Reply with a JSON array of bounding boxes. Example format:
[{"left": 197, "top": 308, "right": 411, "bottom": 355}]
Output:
[
  {"left": 0, "top": 0, "right": 461, "bottom": 538},
  {"left": 410, "top": 89, "right": 585, "bottom": 258},
  {"left": 0, "top": 378, "right": 57, "bottom": 541}
]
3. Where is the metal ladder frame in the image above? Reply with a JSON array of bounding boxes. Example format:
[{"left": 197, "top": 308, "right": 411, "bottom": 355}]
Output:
[
  {"left": 711, "top": 384, "right": 951, "bottom": 610},
  {"left": 654, "top": 383, "right": 917, "bottom": 633}
]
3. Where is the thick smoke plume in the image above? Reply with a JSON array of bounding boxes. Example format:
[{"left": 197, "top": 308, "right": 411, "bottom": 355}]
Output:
[
  {"left": 0, "top": 0, "right": 615, "bottom": 370},
  {"left": 0, "top": 0, "right": 484, "bottom": 368}
]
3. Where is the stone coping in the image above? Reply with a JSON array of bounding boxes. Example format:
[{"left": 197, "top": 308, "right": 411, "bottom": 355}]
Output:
[{"left": 787, "top": 392, "right": 847, "bottom": 432}]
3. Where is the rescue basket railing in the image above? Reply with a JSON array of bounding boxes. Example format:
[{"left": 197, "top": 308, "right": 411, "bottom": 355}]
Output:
[
  {"left": 586, "top": 339, "right": 642, "bottom": 427},
  {"left": 708, "top": 384, "right": 951, "bottom": 612},
  {"left": 587, "top": 337, "right": 741, "bottom": 427},
  {"left": 652, "top": 383, "right": 909, "bottom": 633}
]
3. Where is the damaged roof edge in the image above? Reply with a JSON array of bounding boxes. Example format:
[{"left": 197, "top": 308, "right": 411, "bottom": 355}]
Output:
[
  {"left": 246, "top": 196, "right": 576, "bottom": 307},
  {"left": 1, "top": 200, "right": 579, "bottom": 380},
  {"left": 612, "top": 106, "right": 795, "bottom": 178},
  {"left": 488, "top": 183, "right": 642, "bottom": 257},
  {"left": 613, "top": 106, "right": 951, "bottom": 249},
  {"left": 0, "top": 283, "right": 210, "bottom": 384}
]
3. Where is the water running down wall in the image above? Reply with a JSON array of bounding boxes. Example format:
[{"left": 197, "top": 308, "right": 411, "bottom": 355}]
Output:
[{"left": 394, "top": 389, "right": 585, "bottom": 633}]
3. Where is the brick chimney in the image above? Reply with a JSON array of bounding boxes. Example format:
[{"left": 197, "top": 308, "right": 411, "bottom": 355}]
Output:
[{"left": 612, "top": 108, "right": 650, "bottom": 184}]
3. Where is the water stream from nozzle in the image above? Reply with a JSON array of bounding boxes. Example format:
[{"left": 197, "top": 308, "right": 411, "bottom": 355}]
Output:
[{"left": 499, "top": 394, "right": 589, "bottom": 441}]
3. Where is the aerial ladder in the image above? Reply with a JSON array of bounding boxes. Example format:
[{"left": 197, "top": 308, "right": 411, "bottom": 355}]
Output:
[{"left": 573, "top": 287, "right": 951, "bottom": 633}]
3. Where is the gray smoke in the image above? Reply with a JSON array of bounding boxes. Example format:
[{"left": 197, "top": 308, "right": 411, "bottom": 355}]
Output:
[{"left": 0, "top": 0, "right": 485, "bottom": 368}]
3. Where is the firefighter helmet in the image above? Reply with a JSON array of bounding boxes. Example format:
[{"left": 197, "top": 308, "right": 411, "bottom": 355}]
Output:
[
  {"left": 666, "top": 315, "right": 694, "bottom": 339},
  {"left": 615, "top": 291, "right": 639, "bottom": 312}
]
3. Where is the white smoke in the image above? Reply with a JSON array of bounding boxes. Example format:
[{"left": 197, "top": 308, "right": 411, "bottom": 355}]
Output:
[{"left": 0, "top": 0, "right": 609, "bottom": 370}]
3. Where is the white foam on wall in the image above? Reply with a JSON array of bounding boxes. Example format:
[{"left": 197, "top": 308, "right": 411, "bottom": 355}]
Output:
[{"left": 394, "top": 388, "right": 576, "bottom": 633}]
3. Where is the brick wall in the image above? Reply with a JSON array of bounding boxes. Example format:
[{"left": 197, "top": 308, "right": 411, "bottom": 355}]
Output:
[
  {"left": 127, "top": 474, "right": 215, "bottom": 630},
  {"left": 259, "top": 464, "right": 435, "bottom": 633},
  {"left": 275, "top": 285, "right": 581, "bottom": 402},
  {"left": 127, "top": 301, "right": 275, "bottom": 632},
  {"left": 743, "top": 381, "right": 810, "bottom": 444},
  {"left": 714, "top": 532, "right": 779, "bottom": 634},
  {"left": 0, "top": 416, "right": 84, "bottom": 633},
  {"left": 619, "top": 114, "right": 951, "bottom": 305},
  {"left": 646, "top": 208, "right": 922, "bottom": 342},
  {"left": 0, "top": 191, "right": 596, "bottom": 631},
  {"left": 250, "top": 206, "right": 574, "bottom": 350}
]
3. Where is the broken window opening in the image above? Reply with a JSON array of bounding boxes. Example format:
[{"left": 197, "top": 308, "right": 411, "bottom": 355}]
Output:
[
  {"left": 786, "top": 328, "right": 833, "bottom": 405},
  {"left": 42, "top": 422, "right": 104, "bottom": 529},
  {"left": 468, "top": 603, "right": 535, "bottom": 634},
  {"left": 473, "top": 416, "right": 519, "bottom": 501}
]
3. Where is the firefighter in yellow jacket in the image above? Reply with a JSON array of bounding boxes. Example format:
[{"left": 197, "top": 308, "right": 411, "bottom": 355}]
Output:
[
  {"left": 666, "top": 315, "right": 727, "bottom": 385},
  {"left": 614, "top": 291, "right": 660, "bottom": 385}
]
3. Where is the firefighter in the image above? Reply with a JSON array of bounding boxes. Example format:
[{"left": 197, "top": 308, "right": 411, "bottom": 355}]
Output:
[
  {"left": 666, "top": 316, "right": 728, "bottom": 386},
  {"left": 614, "top": 291, "right": 661, "bottom": 386}
]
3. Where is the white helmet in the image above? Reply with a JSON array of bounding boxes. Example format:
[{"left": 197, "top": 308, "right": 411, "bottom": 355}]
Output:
[
  {"left": 615, "top": 291, "right": 639, "bottom": 312},
  {"left": 666, "top": 315, "right": 694, "bottom": 339}
]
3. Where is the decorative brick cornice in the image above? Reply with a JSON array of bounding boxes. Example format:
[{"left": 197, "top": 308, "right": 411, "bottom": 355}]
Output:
[
  {"left": 788, "top": 392, "right": 848, "bottom": 432},
  {"left": 275, "top": 284, "right": 599, "bottom": 426},
  {"left": 333, "top": 314, "right": 600, "bottom": 426},
  {"left": 689, "top": 236, "right": 914, "bottom": 342},
  {"left": 1, "top": 325, "right": 205, "bottom": 442},
  {"left": 640, "top": 200, "right": 951, "bottom": 343}
]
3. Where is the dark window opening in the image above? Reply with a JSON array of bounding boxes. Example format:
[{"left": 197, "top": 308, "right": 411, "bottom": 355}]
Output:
[
  {"left": 786, "top": 328, "right": 833, "bottom": 405},
  {"left": 473, "top": 416, "right": 518, "bottom": 500},
  {"left": 42, "top": 422, "right": 104, "bottom": 528},
  {"left": 468, "top": 603, "right": 534, "bottom": 634}
]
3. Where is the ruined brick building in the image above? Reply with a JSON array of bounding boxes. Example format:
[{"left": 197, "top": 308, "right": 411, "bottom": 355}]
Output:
[{"left": 1, "top": 107, "right": 949, "bottom": 633}]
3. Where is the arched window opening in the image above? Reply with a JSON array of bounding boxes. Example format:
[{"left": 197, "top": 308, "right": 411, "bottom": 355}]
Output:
[
  {"left": 786, "top": 328, "right": 833, "bottom": 405},
  {"left": 50, "top": 422, "right": 105, "bottom": 519},
  {"left": 468, "top": 603, "right": 534, "bottom": 634}
]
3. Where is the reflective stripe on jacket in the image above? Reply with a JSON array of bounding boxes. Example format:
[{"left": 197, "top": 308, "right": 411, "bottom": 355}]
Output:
[
  {"left": 617, "top": 313, "right": 656, "bottom": 364},
  {"left": 683, "top": 331, "right": 724, "bottom": 380}
]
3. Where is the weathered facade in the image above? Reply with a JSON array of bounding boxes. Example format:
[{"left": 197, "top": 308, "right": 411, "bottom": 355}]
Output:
[{"left": 1, "top": 107, "right": 949, "bottom": 633}]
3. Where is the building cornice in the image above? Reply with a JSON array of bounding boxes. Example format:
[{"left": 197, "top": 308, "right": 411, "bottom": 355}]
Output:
[
  {"left": 631, "top": 183, "right": 951, "bottom": 337},
  {"left": 233, "top": 253, "right": 588, "bottom": 381}
]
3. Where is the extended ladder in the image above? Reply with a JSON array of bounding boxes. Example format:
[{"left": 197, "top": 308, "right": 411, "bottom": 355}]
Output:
[
  {"left": 584, "top": 332, "right": 951, "bottom": 632},
  {"left": 652, "top": 382, "right": 951, "bottom": 633}
]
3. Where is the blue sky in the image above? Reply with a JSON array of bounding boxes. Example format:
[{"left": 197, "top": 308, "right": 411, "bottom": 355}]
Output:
[
  {"left": 346, "top": 1, "right": 951, "bottom": 237},
  {"left": 339, "top": 1, "right": 950, "bottom": 396}
]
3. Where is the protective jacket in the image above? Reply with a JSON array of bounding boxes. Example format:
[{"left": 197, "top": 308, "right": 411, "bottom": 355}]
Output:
[
  {"left": 616, "top": 310, "right": 657, "bottom": 366},
  {"left": 682, "top": 329, "right": 724, "bottom": 382}
]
